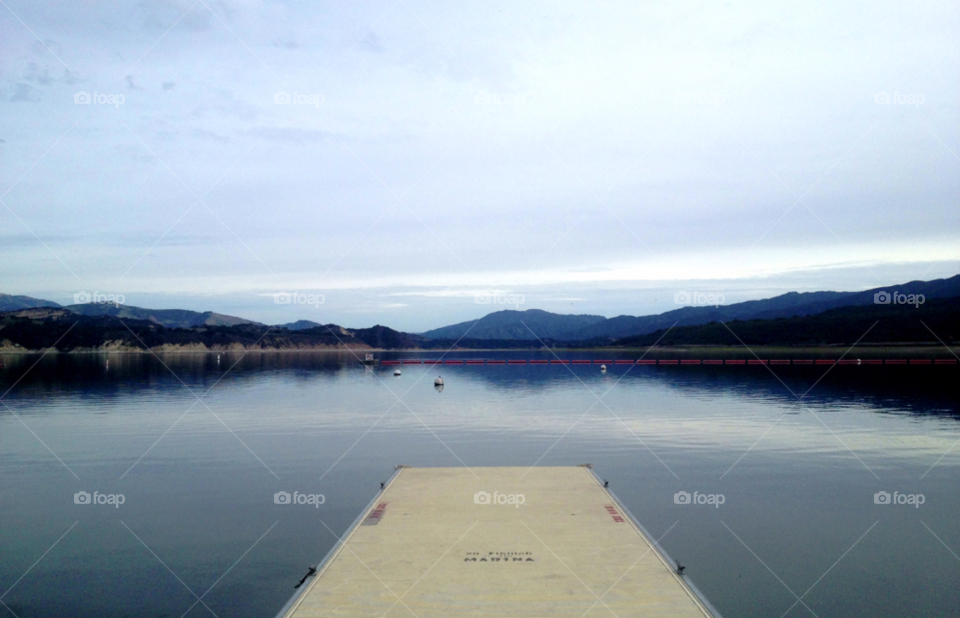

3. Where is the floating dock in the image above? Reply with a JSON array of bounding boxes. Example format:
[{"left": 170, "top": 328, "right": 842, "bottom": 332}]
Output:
[{"left": 276, "top": 466, "right": 720, "bottom": 617}]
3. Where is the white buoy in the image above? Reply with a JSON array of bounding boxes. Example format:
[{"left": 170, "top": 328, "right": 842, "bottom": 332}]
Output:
[
  {"left": 394, "top": 369, "right": 402, "bottom": 376},
  {"left": 434, "top": 376, "right": 444, "bottom": 386},
  {"left": 600, "top": 364, "right": 607, "bottom": 371}
]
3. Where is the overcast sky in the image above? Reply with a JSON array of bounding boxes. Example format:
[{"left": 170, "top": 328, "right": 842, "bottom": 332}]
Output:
[{"left": 1, "top": 0, "right": 957, "bottom": 331}]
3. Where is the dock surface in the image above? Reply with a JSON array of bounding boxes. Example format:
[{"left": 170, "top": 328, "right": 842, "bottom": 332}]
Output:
[{"left": 278, "top": 466, "right": 717, "bottom": 617}]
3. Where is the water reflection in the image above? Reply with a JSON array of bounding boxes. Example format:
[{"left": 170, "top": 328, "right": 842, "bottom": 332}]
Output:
[{"left": 0, "top": 352, "right": 957, "bottom": 618}]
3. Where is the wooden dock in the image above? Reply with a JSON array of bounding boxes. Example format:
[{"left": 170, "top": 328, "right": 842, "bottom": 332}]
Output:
[{"left": 276, "top": 466, "right": 720, "bottom": 617}]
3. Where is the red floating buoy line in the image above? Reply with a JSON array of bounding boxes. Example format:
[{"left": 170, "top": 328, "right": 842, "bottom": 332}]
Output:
[{"left": 379, "top": 358, "right": 954, "bottom": 366}]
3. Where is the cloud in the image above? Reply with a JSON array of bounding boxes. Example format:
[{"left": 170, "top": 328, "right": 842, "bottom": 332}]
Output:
[
  {"left": 246, "top": 127, "right": 336, "bottom": 143},
  {"left": 359, "top": 32, "right": 385, "bottom": 54},
  {"left": 10, "top": 84, "right": 41, "bottom": 102},
  {"left": 24, "top": 63, "right": 54, "bottom": 86},
  {"left": 162, "top": 81, "right": 176, "bottom": 90},
  {"left": 31, "top": 39, "right": 62, "bottom": 57},
  {"left": 138, "top": 0, "right": 212, "bottom": 32},
  {"left": 192, "top": 128, "right": 229, "bottom": 142}
]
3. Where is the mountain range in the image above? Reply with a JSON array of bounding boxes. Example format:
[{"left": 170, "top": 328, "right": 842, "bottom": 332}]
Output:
[
  {"left": 2, "top": 274, "right": 957, "bottom": 348},
  {"left": 615, "top": 297, "right": 958, "bottom": 347},
  {"left": 0, "top": 293, "right": 63, "bottom": 311},
  {"left": 420, "top": 275, "right": 960, "bottom": 341}
]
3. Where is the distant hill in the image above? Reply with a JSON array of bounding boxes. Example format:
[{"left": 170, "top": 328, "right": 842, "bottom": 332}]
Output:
[
  {"left": 333, "top": 324, "right": 431, "bottom": 349},
  {"left": 0, "top": 309, "right": 401, "bottom": 352},
  {"left": 275, "top": 320, "right": 324, "bottom": 330},
  {"left": 420, "top": 309, "right": 606, "bottom": 340},
  {"left": 0, "top": 293, "right": 61, "bottom": 311},
  {"left": 613, "top": 297, "right": 960, "bottom": 347},
  {"left": 64, "top": 303, "right": 261, "bottom": 328},
  {"left": 422, "top": 275, "right": 960, "bottom": 341}
]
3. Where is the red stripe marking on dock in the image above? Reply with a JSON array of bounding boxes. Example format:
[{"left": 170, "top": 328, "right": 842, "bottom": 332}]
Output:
[
  {"left": 680, "top": 359, "right": 701, "bottom": 364},
  {"left": 792, "top": 360, "right": 813, "bottom": 364},
  {"left": 550, "top": 360, "right": 570, "bottom": 364},
  {"left": 465, "top": 360, "right": 485, "bottom": 364},
  {"left": 770, "top": 360, "right": 790, "bottom": 365},
  {"left": 402, "top": 360, "right": 422, "bottom": 364},
  {"left": 529, "top": 360, "right": 548, "bottom": 364},
  {"left": 636, "top": 360, "right": 657, "bottom": 365},
  {"left": 507, "top": 360, "right": 527, "bottom": 364},
  {"left": 837, "top": 360, "right": 859, "bottom": 365},
  {"left": 444, "top": 360, "right": 464, "bottom": 365},
  {"left": 934, "top": 359, "right": 958, "bottom": 364},
  {"left": 885, "top": 359, "right": 907, "bottom": 364},
  {"left": 815, "top": 360, "right": 836, "bottom": 365},
  {"left": 361, "top": 502, "right": 388, "bottom": 526},
  {"left": 614, "top": 360, "right": 635, "bottom": 364},
  {"left": 725, "top": 360, "right": 746, "bottom": 365},
  {"left": 604, "top": 505, "right": 625, "bottom": 523},
  {"left": 593, "top": 360, "right": 614, "bottom": 364},
  {"left": 659, "top": 359, "right": 679, "bottom": 365},
  {"left": 909, "top": 359, "right": 932, "bottom": 364},
  {"left": 747, "top": 360, "right": 768, "bottom": 365},
  {"left": 487, "top": 360, "right": 506, "bottom": 364},
  {"left": 381, "top": 361, "right": 401, "bottom": 365},
  {"left": 571, "top": 360, "right": 591, "bottom": 364},
  {"left": 703, "top": 360, "right": 723, "bottom": 365}
]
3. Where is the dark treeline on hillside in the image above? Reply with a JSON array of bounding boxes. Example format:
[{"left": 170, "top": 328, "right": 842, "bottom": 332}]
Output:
[
  {"left": 613, "top": 298, "right": 959, "bottom": 347},
  {"left": 0, "top": 309, "right": 397, "bottom": 352}
]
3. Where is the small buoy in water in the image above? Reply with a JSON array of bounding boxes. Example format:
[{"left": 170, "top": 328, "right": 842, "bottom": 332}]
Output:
[
  {"left": 434, "top": 376, "right": 444, "bottom": 386},
  {"left": 857, "top": 358, "right": 861, "bottom": 366},
  {"left": 394, "top": 369, "right": 401, "bottom": 376},
  {"left": 600, "top": 364, "right": 607, "bottom": 372},
  {"left": 217, "top": 354, "right": 220, "bottom": 362},
  {"left": 434, "top": 383, "right": 444, "bottom": 393}
]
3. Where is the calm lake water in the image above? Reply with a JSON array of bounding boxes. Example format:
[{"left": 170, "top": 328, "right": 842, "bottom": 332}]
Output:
[{"left": 1, "top": 352, "right": 958, "bottom": 618}]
